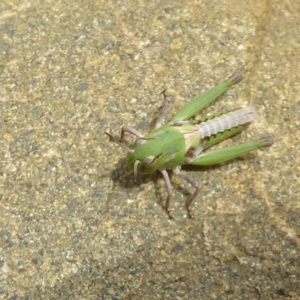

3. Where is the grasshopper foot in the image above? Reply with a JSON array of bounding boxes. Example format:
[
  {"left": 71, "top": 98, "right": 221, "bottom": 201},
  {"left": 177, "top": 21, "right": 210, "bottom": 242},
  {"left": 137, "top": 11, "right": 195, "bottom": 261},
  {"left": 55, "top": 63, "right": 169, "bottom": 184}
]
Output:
[
  {"left": 105, "top": 131, "right": 118, "bottom": 142},
  {"left": 186, "top": 206, "right": 194, "bottom": 219},
  {"left": 165, "top": 194, "right": 174, "bottom": 219}
]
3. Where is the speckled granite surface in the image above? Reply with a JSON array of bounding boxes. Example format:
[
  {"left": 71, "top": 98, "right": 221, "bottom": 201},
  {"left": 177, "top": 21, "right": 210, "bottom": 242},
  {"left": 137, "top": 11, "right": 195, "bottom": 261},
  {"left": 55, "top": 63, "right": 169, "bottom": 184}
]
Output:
[{"left": 0, "top": 1, "right": 299, "bottom": 299}]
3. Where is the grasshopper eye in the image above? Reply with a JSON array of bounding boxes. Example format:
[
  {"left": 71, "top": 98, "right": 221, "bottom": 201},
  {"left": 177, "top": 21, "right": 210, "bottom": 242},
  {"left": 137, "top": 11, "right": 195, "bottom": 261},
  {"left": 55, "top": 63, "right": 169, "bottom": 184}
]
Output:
[{"left": 143, "top": 156, "right": 157, "bottom": 168}]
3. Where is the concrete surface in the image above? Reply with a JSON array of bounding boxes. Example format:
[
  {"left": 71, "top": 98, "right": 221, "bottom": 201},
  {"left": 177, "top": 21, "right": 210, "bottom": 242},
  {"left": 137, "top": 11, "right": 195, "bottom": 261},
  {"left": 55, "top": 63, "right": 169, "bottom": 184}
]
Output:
[{"left": 0, "top": 0, "right": 299, "bottom": 299}]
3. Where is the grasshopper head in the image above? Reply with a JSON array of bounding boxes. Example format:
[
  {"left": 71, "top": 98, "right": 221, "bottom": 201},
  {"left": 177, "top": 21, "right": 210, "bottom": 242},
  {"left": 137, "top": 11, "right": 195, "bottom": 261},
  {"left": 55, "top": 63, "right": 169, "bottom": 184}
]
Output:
[
  {"left": 104, "top": 125, "right": 186, "bottom": 180},
  {"left": 126, "top": 126, "right": 186, "bottom": 179},
  {"left": 126, "top": 138, "right": 164, "bottom": 176}
]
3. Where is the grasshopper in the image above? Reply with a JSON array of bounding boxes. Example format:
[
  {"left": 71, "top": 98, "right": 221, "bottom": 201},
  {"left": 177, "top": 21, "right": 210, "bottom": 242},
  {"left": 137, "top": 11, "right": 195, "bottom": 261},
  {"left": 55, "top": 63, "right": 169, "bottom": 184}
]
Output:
[{"left": 105, "top": 73, "right": 273, "bottom": 218}]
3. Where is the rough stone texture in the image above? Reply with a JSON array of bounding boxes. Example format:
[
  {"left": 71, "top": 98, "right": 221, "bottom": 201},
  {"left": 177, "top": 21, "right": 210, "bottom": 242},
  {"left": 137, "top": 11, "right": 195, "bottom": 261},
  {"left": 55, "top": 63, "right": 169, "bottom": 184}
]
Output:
[{"left": 0, "top": 1, "right": 299, "bottom": 299}]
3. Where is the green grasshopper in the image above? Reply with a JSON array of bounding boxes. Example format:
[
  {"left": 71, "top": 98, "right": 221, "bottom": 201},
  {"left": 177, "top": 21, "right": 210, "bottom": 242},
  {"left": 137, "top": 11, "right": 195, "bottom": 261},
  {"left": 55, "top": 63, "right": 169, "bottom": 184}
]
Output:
[{"left": 105, "top": 73, "right": 273, "bottom": 218}]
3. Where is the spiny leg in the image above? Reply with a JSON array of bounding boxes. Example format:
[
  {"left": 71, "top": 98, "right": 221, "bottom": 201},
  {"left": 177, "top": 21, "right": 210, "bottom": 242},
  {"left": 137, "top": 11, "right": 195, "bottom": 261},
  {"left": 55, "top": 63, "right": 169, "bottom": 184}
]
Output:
[
  {"left": 105, "top": 125, "right": 144, "bottom": 152},
  {"left": 170, "top": 72, "right": 243, "bottom": 123},
  {"left": 190, "top": 136, "right": 274, "bottom": 166},
  {"left": 160, "top": 169, "right": 174, "bottom": 219},
  {"left": 154, "top": 90, "right": 171, "bottom": 129},
  {"left": 118, "top": 125, "right": 144, "bottom": 142},
  {"left": 173, "top": 166, "right": 200, "bottom": 218},
  {"left": 104, "top": 131, "right": 133, "bottom": 153}
]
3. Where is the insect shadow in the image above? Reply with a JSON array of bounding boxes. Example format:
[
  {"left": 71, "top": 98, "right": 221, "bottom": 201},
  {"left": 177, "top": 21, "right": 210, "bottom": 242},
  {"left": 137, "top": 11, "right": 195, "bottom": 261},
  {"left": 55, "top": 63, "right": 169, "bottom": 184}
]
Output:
[{"left": 107, "top": 155, "right": 241, "bottom": 213}]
